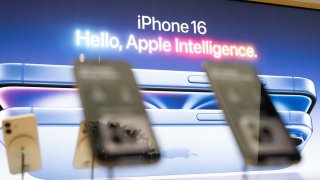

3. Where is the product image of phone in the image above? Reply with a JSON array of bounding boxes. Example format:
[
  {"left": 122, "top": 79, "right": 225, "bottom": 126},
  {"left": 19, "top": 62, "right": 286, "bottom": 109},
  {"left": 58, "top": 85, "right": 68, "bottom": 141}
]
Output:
[
  {"left": 205, "top": 62, "right": 301, "bottom": 165},
  {"left": 2, "top": 114, "right": 41, "bottom": 174},
  {"left": 74, "top": 60, "right": 160, "bottom": 164},
  {"left": 0, "top": 64, "right": 313, "bottom": 151},
  {"left": 73, "top": 120, "right": 102, "bottom": 169},
  {"left": 0, "top": 63, "right": 316, "bottom": 113},
  {"left": 0, "top": 86, "right": 314, "bottom": 112}
]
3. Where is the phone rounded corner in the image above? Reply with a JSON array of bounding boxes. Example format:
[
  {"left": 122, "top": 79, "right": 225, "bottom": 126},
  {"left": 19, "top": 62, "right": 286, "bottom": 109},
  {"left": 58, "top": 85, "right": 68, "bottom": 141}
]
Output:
[
  {"left": 293, "top": 77, "right": 317, "bottom": 99},
  {"left": 0, "top": 63, "right": 24, "bottom": 84}
]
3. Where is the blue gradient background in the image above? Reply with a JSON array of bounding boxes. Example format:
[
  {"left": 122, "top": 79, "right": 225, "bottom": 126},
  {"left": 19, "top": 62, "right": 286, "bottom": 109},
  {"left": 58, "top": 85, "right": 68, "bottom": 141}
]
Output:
[{"left": 0, "top": 0, "right": 319, "bottom": 178}]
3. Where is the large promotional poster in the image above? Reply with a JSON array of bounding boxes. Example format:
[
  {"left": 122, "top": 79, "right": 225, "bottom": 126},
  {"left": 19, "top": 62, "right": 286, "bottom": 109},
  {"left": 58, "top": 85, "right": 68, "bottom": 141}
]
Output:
[{"left": 0, "top": 0, "right": 319, "bottom": 179}]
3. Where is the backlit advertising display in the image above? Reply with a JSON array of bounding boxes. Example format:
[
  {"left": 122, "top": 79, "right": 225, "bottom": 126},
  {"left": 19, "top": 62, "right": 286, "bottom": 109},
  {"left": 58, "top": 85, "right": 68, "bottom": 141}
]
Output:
[{"left": 0, "top": 0, "right": 319, "bottom": 179}]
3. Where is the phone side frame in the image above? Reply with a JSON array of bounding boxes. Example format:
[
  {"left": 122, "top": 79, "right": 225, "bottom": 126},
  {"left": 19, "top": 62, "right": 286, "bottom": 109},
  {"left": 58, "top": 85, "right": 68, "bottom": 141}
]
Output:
[
  {"left": 0, "top": 63, "right": 317, "bottom": 113},
  {"left": 0, "top": 107, "right": 312, "bottom": 151}
]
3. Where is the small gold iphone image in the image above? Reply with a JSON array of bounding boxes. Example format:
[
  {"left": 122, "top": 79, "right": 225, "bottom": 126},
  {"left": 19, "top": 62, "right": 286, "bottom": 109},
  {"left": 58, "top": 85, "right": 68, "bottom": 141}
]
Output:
[
  {"left": 73, "top": 120, "right": 101, "bottom": 169},
  {"left": 2, "top": 114, "right": 41, "bottom": 174}
]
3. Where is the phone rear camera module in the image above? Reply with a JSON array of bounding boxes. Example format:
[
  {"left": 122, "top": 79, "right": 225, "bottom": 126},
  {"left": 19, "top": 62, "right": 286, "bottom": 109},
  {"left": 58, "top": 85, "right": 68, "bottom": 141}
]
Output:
[
  {"left": 4, "top": 122, "right": 11, "bottom": 128},
  {"left": 5, "top": 129, "right": 12, "bottom": 134}
]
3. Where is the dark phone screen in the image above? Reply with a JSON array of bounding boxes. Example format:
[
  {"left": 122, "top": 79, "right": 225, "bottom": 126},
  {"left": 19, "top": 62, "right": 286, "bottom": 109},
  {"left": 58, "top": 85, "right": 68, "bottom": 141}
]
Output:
[{"left": 205, "top": 62, "right": 300, "bottom": 164}]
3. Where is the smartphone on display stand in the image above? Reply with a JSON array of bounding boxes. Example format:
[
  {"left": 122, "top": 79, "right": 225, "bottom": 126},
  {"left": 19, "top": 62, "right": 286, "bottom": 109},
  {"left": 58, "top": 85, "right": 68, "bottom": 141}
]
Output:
[
  {"left": 205, "top": 62, "right": 301, "bottom": 166},
  {"left": 74, "top": 60, "right": 160, "bottom": 165}
]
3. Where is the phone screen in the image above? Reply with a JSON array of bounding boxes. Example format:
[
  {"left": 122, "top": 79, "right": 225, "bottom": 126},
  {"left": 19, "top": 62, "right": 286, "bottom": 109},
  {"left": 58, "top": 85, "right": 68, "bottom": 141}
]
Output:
[
  {"left": 74, "top": 61, "right": 160, "bottom": 163},
  {"left": 205, "top": 62, "right": 301, "bottom": 165}
]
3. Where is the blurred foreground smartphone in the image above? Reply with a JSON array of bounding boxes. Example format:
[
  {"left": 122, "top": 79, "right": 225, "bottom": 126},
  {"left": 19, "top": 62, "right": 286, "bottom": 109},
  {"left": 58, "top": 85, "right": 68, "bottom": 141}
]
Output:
[
  {"left": 204, "top": 62, "right": 301, "bottom": 165},
  {"left": 74, "top": 60, "right": 160, "bottom": 165},
  {"left": 2, "top": 114, "right": 41, "bottom": 174}
]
